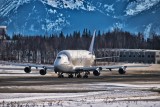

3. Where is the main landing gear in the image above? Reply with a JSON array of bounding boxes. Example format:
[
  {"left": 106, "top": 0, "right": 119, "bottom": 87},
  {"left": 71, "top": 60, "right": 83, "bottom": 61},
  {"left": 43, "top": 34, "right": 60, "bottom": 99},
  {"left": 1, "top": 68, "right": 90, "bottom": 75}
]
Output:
[
  {"left": 57, "top": 72, "right": 90, "bottom": 78},
  {"left": 77, "top": 73, "right": 82, "bottom": 78},
  {"left": 83, "top": 71, "right": 90, "bottom": 78},
  {"left": 58, "top": 72, "right": 64, "bottom": 78},
  {"left": 76, "top": 72, "right": 90, "bottom": 78},
  {"left": 68, "top": 74, "right": 74, "bottom": 78}
]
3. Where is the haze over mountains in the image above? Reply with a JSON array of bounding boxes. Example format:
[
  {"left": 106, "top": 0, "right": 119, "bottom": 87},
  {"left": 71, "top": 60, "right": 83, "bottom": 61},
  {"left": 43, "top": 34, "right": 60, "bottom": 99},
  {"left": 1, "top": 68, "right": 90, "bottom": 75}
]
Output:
[{"left": 0, "top": 0, "right": 160, "bottom": 38}]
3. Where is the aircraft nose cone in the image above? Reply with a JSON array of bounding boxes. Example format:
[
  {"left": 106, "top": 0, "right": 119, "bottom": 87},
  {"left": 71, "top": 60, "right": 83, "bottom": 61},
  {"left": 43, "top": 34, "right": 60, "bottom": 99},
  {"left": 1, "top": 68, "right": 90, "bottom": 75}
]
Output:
[{"left": 54, "top": 59, "right": 62, "bottom": 66}]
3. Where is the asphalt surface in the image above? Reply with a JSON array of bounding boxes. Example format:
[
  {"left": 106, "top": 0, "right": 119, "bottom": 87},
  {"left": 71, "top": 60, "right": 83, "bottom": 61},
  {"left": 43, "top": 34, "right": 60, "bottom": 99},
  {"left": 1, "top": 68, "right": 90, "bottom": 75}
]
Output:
[
  {"left": 0, "top": 65, "right": 160, "bottom": 107},
  {"left": 0, "top": 68, "right": 160, "bottom": 93}
]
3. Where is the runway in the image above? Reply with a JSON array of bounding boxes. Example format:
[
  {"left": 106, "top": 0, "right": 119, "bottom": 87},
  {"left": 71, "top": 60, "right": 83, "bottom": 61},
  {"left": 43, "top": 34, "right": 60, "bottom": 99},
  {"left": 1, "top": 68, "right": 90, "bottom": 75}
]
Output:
[{"left": 0, "top": 64, "right": 160, "bottom": 107}]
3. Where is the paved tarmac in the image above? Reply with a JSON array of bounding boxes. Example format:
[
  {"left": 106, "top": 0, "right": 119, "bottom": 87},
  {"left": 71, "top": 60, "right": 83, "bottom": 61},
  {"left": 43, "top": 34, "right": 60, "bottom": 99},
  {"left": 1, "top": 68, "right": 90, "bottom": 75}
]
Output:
[
  {"left": 0, "top": 65, "right": 160, "bottom": 107},
  {"left": 0, "top": 67, "right": 160, "bottom": 93}
]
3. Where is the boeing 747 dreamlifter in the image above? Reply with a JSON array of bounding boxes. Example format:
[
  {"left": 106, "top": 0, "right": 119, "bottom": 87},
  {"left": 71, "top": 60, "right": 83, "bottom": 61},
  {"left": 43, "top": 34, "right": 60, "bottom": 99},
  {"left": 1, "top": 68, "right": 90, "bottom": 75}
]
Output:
[{"left": 20, "top": 30, "right": 149, "bottom": 78}]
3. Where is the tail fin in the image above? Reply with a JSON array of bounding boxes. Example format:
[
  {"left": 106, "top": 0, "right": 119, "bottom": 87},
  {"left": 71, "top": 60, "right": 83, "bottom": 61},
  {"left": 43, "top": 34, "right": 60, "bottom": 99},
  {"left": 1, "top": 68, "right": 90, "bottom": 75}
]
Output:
[{"left": 89, "top": 30, "right": 96, "bottom": 54}]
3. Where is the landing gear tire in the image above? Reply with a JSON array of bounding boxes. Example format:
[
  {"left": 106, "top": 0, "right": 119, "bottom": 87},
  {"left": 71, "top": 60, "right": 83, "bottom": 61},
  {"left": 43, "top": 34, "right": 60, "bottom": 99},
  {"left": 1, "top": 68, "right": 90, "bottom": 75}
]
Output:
[
  {"left": 77, "top": 74, "right": 82, "bottom": 78},
  {"left": 58, "top": 73, "right": 64, "bottom": 78},
  {"left": 83, "top": 71, "right": 89, "bottom": 78},
  {"left": 68, "top": 74, "right": 73, "bottom": 78},
  {"left": 58, "top": 75, "right": 64, "bottom": 78},
  {"left": 83, "top": 75, "right": 88, "bottom": 78}
]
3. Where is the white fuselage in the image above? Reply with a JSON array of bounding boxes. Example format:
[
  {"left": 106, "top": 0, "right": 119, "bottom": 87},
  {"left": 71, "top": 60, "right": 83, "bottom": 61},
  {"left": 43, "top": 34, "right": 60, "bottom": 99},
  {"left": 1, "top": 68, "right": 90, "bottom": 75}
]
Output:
[{"left": 54, "top": 50, "right": 95, "bottom": 73}]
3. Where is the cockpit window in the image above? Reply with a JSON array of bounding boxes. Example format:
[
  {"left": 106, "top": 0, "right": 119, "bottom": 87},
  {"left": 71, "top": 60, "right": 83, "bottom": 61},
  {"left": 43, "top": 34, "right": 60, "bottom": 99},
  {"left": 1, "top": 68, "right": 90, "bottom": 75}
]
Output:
[
  {"left": 57, "top": 56, "right": 61, "bottom": 59},
  {"left": 89, "top": 52, "right": 92, "bottom": 55}
]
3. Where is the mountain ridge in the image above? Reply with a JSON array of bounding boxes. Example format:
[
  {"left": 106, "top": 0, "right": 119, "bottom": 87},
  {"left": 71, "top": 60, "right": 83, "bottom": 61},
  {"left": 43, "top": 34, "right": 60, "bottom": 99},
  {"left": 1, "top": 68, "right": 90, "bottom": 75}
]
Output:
[{"left": 0, "top": 0, "right": 160, "bottom": 38}]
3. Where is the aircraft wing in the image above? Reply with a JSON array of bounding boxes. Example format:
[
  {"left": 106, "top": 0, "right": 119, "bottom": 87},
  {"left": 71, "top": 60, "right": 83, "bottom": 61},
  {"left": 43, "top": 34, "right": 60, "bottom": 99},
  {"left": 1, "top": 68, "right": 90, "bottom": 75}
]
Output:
[
  {"left": 75, "top": 64, "right": 151, "bottom": 71},
  {"left": 9, "top": 62, "right": 54, "bottom": 70}
]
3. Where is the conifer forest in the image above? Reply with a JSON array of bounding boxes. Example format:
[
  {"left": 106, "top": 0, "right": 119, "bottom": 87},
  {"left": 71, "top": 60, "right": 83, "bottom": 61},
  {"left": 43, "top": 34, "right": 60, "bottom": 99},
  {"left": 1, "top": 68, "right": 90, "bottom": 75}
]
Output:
[{"left": 0, "top": 28, "right": 160, "bottom": 64}]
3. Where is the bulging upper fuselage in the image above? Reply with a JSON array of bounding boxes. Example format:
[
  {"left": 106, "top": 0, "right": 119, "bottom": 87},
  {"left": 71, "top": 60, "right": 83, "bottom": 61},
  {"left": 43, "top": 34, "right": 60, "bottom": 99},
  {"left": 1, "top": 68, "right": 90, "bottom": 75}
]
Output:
[{"left": 54, "top": 50, "right": 95, "bottom": 73}]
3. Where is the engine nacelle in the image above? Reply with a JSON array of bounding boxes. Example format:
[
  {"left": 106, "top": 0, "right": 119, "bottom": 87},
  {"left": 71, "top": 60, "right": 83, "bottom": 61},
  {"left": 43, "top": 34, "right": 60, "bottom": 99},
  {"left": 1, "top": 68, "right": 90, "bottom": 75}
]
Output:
[
  {"left": 118, "top": 68, "right": 126, "bottom": 74},
  {"left": 24, "top": 67, "right": 31, "bottom": 73},
  {"left": 93, "top": 67, "right": 102, "bottom": 76},
  {"left": 39, "top": 69, "right": 47, "bottom": 75}
]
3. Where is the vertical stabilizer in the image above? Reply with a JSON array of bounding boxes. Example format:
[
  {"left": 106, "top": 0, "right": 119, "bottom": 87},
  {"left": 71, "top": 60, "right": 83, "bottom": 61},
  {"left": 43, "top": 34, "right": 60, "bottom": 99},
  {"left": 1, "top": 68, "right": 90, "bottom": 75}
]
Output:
[{"left": 89, "top": 30, "right": 96, "bottom": 54}]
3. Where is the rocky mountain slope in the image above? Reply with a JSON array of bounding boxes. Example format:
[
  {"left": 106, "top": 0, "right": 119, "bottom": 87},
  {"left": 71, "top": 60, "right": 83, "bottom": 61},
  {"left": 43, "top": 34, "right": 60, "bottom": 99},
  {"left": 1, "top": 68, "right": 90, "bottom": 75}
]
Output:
[{"left": 0, "top": 0, "right": 160, "bottom": 38}]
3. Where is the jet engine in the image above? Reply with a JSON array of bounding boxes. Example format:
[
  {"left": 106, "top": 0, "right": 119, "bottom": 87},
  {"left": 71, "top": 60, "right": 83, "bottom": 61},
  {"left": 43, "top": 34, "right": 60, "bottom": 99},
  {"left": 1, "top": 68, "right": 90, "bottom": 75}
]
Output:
[
  {"left": 39, "top": 69, "right": 47, "bottom": 75},
  {"left": 93, "top": 67, "right": 102, "bottom": 76},
  {"left": 24, "top": 67, "right": 31, "bottom": 73},
  {"left": 118, "top": 68, "right": 126, "bottom": 74}
]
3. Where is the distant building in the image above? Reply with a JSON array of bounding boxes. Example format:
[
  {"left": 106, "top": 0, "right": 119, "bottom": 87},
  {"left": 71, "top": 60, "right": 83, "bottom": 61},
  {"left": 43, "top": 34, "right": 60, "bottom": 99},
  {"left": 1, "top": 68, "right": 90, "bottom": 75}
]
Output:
[
  {"left": 96, "top": 49, "right": 160, "bottom": 64},
  {"left": 0, "top": 26, "right": 7, "bottom": 40}
]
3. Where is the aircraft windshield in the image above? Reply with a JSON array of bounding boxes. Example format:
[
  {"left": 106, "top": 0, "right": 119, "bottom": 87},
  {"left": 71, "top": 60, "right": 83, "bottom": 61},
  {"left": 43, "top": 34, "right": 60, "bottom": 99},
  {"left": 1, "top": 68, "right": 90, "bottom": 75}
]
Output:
[{"left": 57, "top": 56, "right": 61, "bottom": 59}]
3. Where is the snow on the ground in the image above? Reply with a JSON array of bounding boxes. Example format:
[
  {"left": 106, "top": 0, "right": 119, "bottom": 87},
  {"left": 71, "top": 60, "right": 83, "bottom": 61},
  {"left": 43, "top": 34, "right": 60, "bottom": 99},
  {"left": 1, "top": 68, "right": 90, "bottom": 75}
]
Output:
[
  {"left": 0, "top": 82, "right": 159, "bottom": 102},
  {"left": 0, "top": 92, "right": 160, "bottom": 107},
  {"left": 0, "top": 63, "right": 160, "bottom": 107}
]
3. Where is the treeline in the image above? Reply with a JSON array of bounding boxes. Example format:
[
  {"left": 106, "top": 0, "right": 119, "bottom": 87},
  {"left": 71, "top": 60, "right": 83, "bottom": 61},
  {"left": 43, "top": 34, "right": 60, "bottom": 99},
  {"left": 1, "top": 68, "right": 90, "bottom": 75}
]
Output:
[{"left": 0, "top": 28, "right": 160, "bottom": 63}]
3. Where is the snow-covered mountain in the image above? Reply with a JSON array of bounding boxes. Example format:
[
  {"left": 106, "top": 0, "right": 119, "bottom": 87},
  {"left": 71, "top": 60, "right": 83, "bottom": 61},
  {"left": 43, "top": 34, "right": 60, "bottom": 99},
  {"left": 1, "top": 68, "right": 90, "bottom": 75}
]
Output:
[{"left": 0, "top": 0, "right": 160, "bottom": 38}]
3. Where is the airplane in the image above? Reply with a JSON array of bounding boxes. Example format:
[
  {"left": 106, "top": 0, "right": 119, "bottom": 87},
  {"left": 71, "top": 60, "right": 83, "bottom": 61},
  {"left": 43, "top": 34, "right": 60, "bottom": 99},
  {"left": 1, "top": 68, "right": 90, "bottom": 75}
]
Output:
[{"left": 19, "top": 30, "right": 150, "bottom": 78}]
